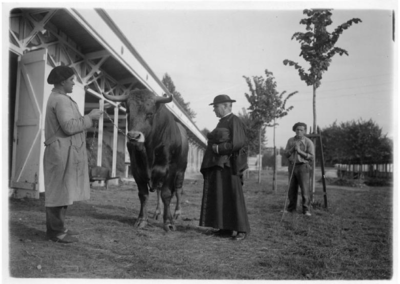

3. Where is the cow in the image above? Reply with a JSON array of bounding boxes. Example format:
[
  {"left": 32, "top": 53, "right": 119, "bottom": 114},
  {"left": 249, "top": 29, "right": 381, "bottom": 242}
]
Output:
[{"left": 103, "top": 89, "right": 189, "bottom": 231}]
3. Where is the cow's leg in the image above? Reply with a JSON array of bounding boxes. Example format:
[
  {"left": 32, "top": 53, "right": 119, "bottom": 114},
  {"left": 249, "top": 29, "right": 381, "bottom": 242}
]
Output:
[
  {"left": 153, "top": 189, "right": 162, "bottom": 220},
  {"left": 173, "top": 187, "right": 182, "bottom": 220},
  {"left": 160, "top": 187, "right": 175, "bottom": 231},
  {"left": 173, "top": 171, "right": 185, "bottom": 220},
  {"left": 134, "top": 183, "right": 149, "bottom": 229}
]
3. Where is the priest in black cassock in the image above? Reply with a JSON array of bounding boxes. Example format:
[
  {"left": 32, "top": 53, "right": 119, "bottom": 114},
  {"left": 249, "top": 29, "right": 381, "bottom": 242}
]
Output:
[{"left": 199, "top": 95, "right": 250, "bottom": 241}]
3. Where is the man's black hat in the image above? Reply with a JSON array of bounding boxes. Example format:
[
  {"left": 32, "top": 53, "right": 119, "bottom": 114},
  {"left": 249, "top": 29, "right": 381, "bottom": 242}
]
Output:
[
  {"left": 292, "top": 122, "right": 307, "bottom": 132},
  {"left": 47, "top": 66, "right": 75, "bottom": 85},
  {"left": 209, "top": 94, "right": 236, "bottom": 105}
]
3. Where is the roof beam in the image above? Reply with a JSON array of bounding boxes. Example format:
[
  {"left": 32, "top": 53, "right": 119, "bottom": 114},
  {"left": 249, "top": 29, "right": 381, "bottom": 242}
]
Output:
[
  {"left": 118, "top": 77, "right": 138, "bottom": 85},
  {"left": 85, "top": 50, "right": 110, "bottom": 60},
  {"left": 68, "top": 8, "right": 206, "bottom": 146},
  {"left": 21, "top": 9, "right": 58, "bottom": 49}
]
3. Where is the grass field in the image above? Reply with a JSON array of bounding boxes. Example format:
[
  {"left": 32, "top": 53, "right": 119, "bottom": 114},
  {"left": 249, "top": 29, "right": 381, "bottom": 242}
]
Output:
[{"left": 7, "top": 169, "right": 394, "bottom": 280}]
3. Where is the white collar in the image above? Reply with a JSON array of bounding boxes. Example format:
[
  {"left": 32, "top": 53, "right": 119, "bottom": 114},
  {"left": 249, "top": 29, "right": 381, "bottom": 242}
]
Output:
[{"left": 222, "top": 112, "right": 232, "bottom": 118}]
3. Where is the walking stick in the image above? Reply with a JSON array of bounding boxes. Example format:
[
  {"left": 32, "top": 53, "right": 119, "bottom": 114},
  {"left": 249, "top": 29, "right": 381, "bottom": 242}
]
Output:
[{"left": 280, "top": 151, "right": 297, "bottom": 222}]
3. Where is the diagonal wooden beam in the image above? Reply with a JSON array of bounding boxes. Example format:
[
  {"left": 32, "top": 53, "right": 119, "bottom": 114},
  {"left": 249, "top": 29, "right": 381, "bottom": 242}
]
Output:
[
  {"left": 83, "top": 55, "right": 110, "bottom": 82},
  {"left": 22, "top": 9, "right": 58, "bottom": 49}
]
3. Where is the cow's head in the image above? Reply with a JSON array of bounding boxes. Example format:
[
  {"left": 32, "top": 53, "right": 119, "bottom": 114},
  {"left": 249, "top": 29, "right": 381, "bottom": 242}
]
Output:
[{"left": 103, "top": 89, "right": 172, "bottom": 143}]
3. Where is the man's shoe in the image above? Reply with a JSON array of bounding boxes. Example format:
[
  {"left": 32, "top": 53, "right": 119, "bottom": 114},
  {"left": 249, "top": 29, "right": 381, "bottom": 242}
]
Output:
[
  {"left": 232, "top": 232, "right": 247, "bottom": 241},
  {"left": 304, "top": 211, "right": 312, "bottom": 217},
  {"left": 64, "top": 229, "right": 79, "bottom": 236},
  {"left": 282, "top": 209, "right": 294, "bottom": 214},
  {"left": 49, "top": 234, "right": 79, "bottom": 243}
]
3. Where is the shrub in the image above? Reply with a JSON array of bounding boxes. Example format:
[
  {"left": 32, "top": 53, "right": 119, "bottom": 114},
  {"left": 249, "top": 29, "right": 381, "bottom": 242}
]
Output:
[
  {"left": 364, "top": 178, "right": 392, "bottom": 187},
  {"left": 318, "top": 177, "right": 364, "bottom": 188}
]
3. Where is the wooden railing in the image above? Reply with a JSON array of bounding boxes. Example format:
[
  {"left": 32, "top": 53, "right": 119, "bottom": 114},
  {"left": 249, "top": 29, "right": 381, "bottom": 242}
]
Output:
[{"left": 336, "top": 163, "right": 393, "bottom": 178}]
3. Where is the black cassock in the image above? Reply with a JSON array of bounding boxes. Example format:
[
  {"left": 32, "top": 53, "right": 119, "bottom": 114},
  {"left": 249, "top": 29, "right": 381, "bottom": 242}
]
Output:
[{"left": 199, "top": 113, "right": 250, "bottom": 233}]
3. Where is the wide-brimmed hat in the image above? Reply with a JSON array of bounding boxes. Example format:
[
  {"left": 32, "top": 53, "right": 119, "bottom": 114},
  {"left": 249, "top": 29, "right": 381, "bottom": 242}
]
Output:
[
  {"left": 209, "top": 94, "right": 236, "bottom": 105},
  {"left": 47, "top": 66, "right": 75, "bottom": 85}
]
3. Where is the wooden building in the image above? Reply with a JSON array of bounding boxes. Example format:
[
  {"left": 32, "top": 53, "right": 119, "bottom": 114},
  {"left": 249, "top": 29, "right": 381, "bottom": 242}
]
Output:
[{"left": 8, "top": 8, "right": 206, "bottom": 198}]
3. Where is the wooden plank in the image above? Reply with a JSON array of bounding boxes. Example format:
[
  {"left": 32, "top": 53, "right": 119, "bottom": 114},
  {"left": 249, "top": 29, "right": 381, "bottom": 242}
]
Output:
[
  {"left": 11, "top": 181, "right": 36, "bottom": 190},
  {"left": 317, "top": 127, "right": 328, "bottom": 209},
  {"left": 12, "top": 188, "right": 40, "bottom": 199},
  {"left": 16, "top": 120, "right": 39, "bottom": 126},
  {"left": 111, "top": 105, "right": 118, "bottom": 184},
  {"left": 96, "top": 99, "right": 104, "bottom": 167},
  {"left": 85, "top": 49, "right": 110, "bottom": 60}
]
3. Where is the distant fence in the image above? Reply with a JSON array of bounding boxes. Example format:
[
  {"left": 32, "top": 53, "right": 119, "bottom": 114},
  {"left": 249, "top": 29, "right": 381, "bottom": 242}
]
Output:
[
  {"left": 247, "top": 156, "right": 262, "bottom": 171},
  {"left": 336, "top": 163, "right": 393, "bottom": 179}
]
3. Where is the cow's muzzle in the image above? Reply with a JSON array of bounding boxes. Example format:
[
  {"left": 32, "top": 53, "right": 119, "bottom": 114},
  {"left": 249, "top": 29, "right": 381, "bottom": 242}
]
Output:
[{"left": 127, "top": 131, "right": 145, "bottom": 142}]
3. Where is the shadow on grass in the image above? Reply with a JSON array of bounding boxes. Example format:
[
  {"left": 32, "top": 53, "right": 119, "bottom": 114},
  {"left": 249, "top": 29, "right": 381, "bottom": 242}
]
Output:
[{"left": 9, "top": 220, "right": 47, "bottom": 243}]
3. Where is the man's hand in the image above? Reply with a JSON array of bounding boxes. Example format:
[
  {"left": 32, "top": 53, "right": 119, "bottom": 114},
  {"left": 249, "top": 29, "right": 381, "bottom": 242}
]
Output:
[
  {"left": 295, "top": 143, "right": 301, "bottom": 153},
  {"left": 87, "top": 109, "right": 103, "bottom": 120}
]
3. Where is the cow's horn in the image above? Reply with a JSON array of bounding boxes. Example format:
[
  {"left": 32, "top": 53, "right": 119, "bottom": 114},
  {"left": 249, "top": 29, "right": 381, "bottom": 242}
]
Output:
[
  {"left": 155, "top": 94, "right": 173, "bottom": 104},
  {"left": 103, "top": 92, "right": 129, "bottom": 102}
]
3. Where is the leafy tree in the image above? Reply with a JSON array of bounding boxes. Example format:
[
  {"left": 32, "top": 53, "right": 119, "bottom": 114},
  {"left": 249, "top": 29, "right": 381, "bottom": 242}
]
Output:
[
  {"left": 280, "top": 147, "right": 290, "bottom": 167},
  {"left": 262, "top": 152, "right": 275, "bottom": 169},
  {"left": 376, "top": 136, "right": 393, "bottom": 164},
  {"left": 162, "top": 73, "right": 196, "bottom": 120},
  {"left": 320, "top": 119, "right": 393, "bottom": 180},
  {"left": 283, "top": 9, "right": 361, "bottom": 192},
  {"left": 343, "top": 119, "right": 387, "bottom": 165},
  {"left": 237, "top": 108, "right": 267, "bottom": 156},
  {"left": 243, "top": 69, "right": 297, "bottom": 185},
  {"left": 319, "top": 121, "right": 347, "bottom": 166}
]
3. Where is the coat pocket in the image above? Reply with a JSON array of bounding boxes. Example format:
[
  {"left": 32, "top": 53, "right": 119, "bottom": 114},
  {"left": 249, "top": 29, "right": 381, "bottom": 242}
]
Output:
[{"left": 64, "top": 142, "right": 85, "bottom": 189}]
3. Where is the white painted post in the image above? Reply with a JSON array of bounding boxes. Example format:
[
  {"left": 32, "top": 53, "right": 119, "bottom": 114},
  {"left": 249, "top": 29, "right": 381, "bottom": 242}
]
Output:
[
  {"left": 97, "top": 99, "right": 104, "bottom": 167},
  {"left": 96, "top": 99, "right": 104, "bottom": 187},
  {"left": 188, "top": 141, "right": 192, "bottom": 173},
  {"left": 109, "top": 105, "right": 119, "bottom": 186},
  {"left": 196, "top": 145, "right": 200, "bottom": 172},
  {"left": 125, "top": 114, "right": 130, "bottom": 179}
]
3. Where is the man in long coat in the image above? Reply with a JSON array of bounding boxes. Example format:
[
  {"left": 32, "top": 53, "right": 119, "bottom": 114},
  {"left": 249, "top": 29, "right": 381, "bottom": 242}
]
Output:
[
  {"left": 199, "top": 94, "right": 250, "bottom": 241},
  {"left": 44, "top": 66, "right": 102, "bottom": 243}
]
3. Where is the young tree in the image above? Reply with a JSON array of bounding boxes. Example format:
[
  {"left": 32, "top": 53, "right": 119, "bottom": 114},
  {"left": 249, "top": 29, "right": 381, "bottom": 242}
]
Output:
[
  {"left": 237, "top": 108, "right": 266, "bottom": 156},
  {"left": 162, "top": 73, "right": 197, "bottom": 120},
  {"left": 283, "top": 9, "right": 361, "bottom": 193},
  {"left": 243, "top": 70, "right": 297, "bottom": 186}
]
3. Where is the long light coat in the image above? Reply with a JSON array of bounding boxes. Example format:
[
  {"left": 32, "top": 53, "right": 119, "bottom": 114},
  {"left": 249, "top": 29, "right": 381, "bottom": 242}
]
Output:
[{"left": 43, "top": 89, "right": 93, "bottom": 207}]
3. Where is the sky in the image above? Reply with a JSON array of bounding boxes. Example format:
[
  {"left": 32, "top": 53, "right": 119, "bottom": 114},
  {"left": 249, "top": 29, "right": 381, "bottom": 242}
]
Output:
[{"left": 106, "top": 1, "right": 396, "bottom": 149}]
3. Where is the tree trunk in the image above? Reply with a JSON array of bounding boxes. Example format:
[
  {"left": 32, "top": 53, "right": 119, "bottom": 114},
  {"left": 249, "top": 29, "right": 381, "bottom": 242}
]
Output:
[
  {"left": 273, "top": 118, "right": 277, "bottom": 192},
  {"left": 258, "top": 125, "right": 262, "bottom": 184},
  {"left": 358, "top": 160, "right": 363, "bottom": 185},
  {"left": 245, "top": 145, "right": 250, "bottom": 179},
  {"left": 311, "top": 83, "right": 316, "bottom": 202}
]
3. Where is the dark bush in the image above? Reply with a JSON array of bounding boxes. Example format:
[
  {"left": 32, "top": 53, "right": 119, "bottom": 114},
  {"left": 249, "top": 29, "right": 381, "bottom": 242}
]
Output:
[
  {"left": 364, "top": 178, "right": 392, "bottom": 187},
  {"left": 318, "top": 177, "right": 364, "bottom": 188}
]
